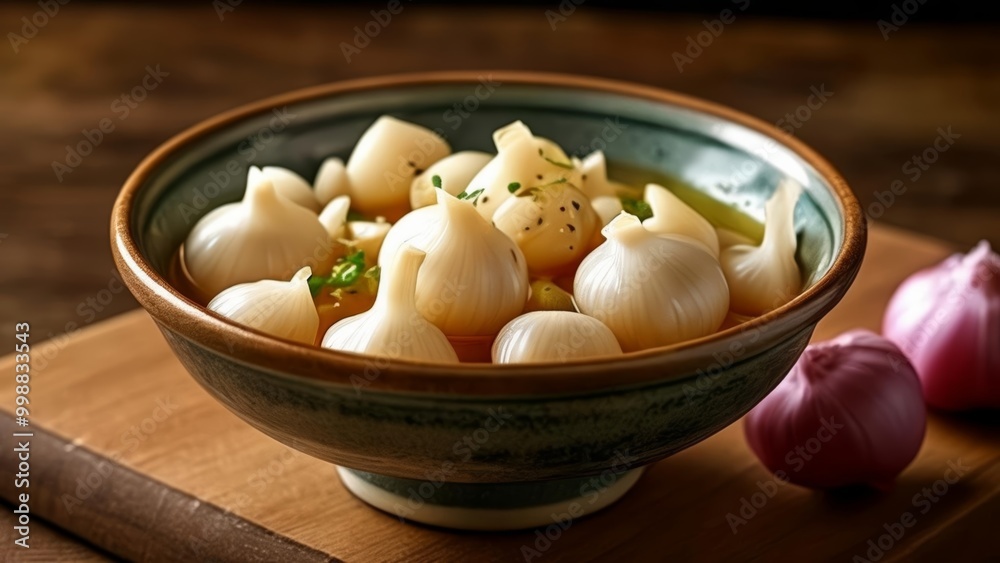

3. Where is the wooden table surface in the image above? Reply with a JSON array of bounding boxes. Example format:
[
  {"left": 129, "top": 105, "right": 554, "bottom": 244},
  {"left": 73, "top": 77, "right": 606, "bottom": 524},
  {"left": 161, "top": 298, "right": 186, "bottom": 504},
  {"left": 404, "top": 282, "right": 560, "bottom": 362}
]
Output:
[{"left": 1, "top": 4, "right": 998, "bottom": 560}]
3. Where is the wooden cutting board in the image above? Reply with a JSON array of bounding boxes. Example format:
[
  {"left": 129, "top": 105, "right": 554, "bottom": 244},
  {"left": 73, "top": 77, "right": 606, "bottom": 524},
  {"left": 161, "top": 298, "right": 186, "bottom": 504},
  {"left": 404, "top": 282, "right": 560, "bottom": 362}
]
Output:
[{"left": 2, "top": 224, "right": 998, "bottom": 562}]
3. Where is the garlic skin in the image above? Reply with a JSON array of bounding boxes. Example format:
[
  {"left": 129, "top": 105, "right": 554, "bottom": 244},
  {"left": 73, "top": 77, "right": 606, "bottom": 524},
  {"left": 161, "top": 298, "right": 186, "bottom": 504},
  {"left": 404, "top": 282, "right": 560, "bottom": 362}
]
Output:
[
  {"left": 410, "top": 151, "right": 492, "bottom": 209},
  {"left": 642, "top": 183, "right": 720, "bottom": 258},
  {"left": 184, "top": 175, "right": 334, "bottom": 299},
  {"left": 378, "top": 190, "right": 529, "bottom": 336},
  {"left": 346, "top": 116, "right": 451, "bottom": 218},
  {"left": 318, "top": 195, "right": 351, "bottom": 239},
  {"left": 883, "top": 240, "right": 1000, "bottom": 410},
  {"left": 492, "top": 181, "right": 599, "bottom": 274},
  {"left": 744, "top": 330, "right": 926, "bottom": 489},
  {"left": 591, "top": 195, "right": 624, "bottom": 227},
  {"left": 720, "top": 179, "right": 803, "bottom": 315},
  {"left": 314, "top": 157, "right": 350, "bottom": 206},
  {"left": 469, "top": 121, "right": 583, "bottom": 219},
  {"left": 347, "top": 218, "right": 391, "bottom": 265},
  {"left": 322, "top": 246, "right": 459, "bottom": 363},
  {"left": 574, "top": 212, "right": 729, "bottom": 351},
  {"left": 254, "top": 166, "right": 321, "bottom": 212},
  {"left": 580, "top": 151, "right": 627, "bottom": 200},
  {"left": 493, "top": 311, "right": 622, "bottom": 363},
  {"left": 208, "top": 267, "right": 319, "bottom": 345}
]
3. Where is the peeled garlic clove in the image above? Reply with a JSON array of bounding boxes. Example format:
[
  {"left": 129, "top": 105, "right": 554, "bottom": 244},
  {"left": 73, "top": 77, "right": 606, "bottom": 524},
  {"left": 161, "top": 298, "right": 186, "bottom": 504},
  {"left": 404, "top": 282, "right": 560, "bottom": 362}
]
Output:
[
  {"left": 314, "top": 157, "right": 350, "bottom": 206},
  {"left": 346, "top": 116, "right": 451, "bottom": 218},
  {"left": 469, "top": 121, "right": 583, "bottom": 219},
  {"left": 591, "top": 195, "right": 624, "bottom": 226},
  {"left": 322, "top": 246, "right": 458, "bottom": 363},
  {"left": 580, "top": 151, "right": 628, "bottom": 200},
  {"left": 254, "top": 166, "right": 321, "bottom": 212},
  {"left": 574, "top": 212, "right": 730, "bottom": 351},
  {"left": 347, "top": 217, "right": 391, "bottom": 265},
  {"left": 642, "top": 183, "right": 720, "bottom": 258},
  {"left": 378, "top": 190, "right": 529, "bottom": 337},
  {"left": 721, "top": 178, "right": 803, "bottom": 315},
  {"left": 493, "top": 311, "right": 622, "bottom": 363},
  {"left": 377, "top": 204, "right": 439, "bottom": 271},
  {"left": 523, "top": 280, "right": 576, "bottom": 313},
  {"left": 184, "top": 175, "right": 334, "bottom": 299},
  {"left": 208, "top": 267, "right": 319, "bottom": 345},
  {"left": 493, "top": 181, "right": 599, "bottom": 274},
  {"left": 716, "top": 227, "right": 755, "bottom": 249},
  {"left": 410, "top": 151, "right": 492, "bottom": 209},
  {"left": 318, "top": 195, "right": 351, "bottom": 239}
]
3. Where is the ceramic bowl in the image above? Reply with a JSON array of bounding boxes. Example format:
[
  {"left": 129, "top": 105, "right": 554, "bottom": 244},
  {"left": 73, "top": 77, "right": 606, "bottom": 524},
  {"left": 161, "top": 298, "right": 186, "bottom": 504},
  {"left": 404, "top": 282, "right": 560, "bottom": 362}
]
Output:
[{"left": 111, "top": 72, "right": 866, "bottom": 530}]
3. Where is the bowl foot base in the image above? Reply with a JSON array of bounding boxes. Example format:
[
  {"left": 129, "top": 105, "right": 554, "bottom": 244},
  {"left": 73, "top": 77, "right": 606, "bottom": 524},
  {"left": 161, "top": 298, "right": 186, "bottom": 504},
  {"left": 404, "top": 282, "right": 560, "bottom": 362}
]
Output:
[{"left": 336, "top": 466, "right": 645, "bottom": 531}]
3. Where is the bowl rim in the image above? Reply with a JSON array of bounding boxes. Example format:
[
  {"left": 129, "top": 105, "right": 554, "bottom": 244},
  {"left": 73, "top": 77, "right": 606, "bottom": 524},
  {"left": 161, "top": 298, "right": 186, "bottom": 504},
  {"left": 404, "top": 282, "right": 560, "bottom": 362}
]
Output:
[{"left": 111, "top": 70, "right": 867, "bottom": 396}]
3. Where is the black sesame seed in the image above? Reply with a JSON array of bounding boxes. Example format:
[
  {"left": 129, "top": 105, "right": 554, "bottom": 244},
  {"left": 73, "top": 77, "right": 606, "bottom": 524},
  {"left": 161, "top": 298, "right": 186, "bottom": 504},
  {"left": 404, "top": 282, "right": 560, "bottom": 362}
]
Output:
[
  {"left": 537, "top": 217, "right": 543, "bottom": 226},
  {"left": 567, "top": 223, "right": 576, "bottom": 232},
  {"left": 481, "top": 196, "right": 489, "bottom": 203},
  {"left": 582, "top": 174, "right": 588, "bottom": 180},
  {"left": 407, "top": 161, "right": 416, "bottom": 168},
  {"left": 524, "top": 226, "right": 530, "bottom": 231},
  {"left": 544, "top": 286, "right": 551, "bottom": 292},
  {"left": 559, "top": 206, "right": 566, "bottom": 212},
  {"left": 571, "top": 200, "right": 581, "bottom": 210},
  {"left": 536, "top": 174, "right": 543, "bottom": 180},
  {"left": 413, "top": 169, "right": 424, "bottom": 175},
  {"left": 569, "top": 245, "right": 574, "bottom": 250}
]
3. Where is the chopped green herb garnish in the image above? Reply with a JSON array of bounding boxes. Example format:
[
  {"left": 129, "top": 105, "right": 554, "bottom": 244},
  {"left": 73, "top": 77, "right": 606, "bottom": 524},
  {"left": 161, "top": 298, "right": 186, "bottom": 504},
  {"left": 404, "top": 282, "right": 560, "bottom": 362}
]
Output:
[
  {"left": 431, "top": 175, "right": 442, "bottom": 189},
  {"left": 507, "top": 182, "right": 521, "bottom": 193},
  {"left": 457, "top": 188, "right": 484, "bottom": 203},
  {"left": 620, "top": 197, "right": 654, "bottom": 221},
  {"left": 308, "top": 250, "right": 367, "bottom": 296}
]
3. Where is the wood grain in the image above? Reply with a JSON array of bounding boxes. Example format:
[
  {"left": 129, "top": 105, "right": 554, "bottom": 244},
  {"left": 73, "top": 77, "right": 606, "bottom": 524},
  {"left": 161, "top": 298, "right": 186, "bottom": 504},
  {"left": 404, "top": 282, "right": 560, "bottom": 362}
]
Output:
[{"left": 1, "top": 224, "right": 997, "bottom": 562}]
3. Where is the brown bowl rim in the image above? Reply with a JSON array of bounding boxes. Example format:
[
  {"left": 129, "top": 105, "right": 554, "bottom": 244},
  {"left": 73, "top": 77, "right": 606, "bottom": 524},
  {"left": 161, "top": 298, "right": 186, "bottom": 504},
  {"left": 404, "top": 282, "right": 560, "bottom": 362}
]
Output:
[{"left": 111, "top": 71, "right": 867, "bottom": 396}]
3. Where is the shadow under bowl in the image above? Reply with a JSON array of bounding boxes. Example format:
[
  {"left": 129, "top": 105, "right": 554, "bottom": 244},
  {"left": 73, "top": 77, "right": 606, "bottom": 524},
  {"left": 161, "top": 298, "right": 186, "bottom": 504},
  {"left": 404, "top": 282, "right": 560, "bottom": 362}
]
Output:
[{"left": 111, "top": 71, "right": 865, "bottom": 530}]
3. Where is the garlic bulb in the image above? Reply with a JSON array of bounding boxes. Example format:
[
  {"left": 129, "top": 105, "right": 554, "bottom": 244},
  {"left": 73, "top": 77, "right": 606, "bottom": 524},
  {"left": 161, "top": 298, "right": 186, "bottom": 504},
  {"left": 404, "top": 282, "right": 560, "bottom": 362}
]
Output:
[
  {"left": 642, "top": 183, "right": 720, "bottom": 258},
  {"left": 574, "top": 212, "right": 730, "bottom": 351},
  {"left": 345, "top": 115, "right": 450, "bottom": 218},
  {"left": 492, "top": 181, "right": 599, "bottom": 274},
  {"left": 378, "top": 190, "right": 529, "bottom": 336},
  {"left": 347, "top": 218, "right": 391, "bottom": 265},
  {"left": 314, "top": 157, "right": 350, "bottom": 206},
  {"left": 318, "top": 195, "right": 351, "bottom": 239},
  {"left": 254, "top": 166, "right": 321, "bottom": 212},
  {"left": 410, "top": 151, "right": 492, "bottom": 209},
  {"left": 208, "top": 267, "right": 319, "bottom": 345},
  {"left": 580, "top": 151, "right": 627, "bottom": 200},
  {"left": 721, "top": 179, "right": 803, "bottom": 315},
  {"left": 468, "top": 121, "right": 583, "bottom": 219},
  {"left": 322, "top": 246, "right": 459, "bottom": 363},
  {"left": 184, "top": 175, "right": 334, "bottom": 299},
  {"left": 493, "top": 311, "right": 623, "bottom": 363},
  {"left": 591, "top": 195, "right": 624, "bottom": 226}
]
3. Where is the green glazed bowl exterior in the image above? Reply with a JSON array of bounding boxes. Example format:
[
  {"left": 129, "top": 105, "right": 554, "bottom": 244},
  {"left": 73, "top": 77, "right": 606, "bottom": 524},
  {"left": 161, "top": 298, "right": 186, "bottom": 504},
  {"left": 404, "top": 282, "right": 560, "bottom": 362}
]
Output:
[{"left": 112, "top": 72, "right": 866, "bottom": 483}]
